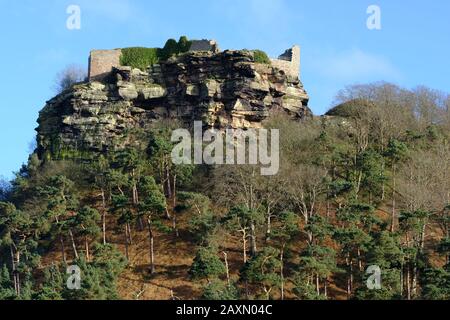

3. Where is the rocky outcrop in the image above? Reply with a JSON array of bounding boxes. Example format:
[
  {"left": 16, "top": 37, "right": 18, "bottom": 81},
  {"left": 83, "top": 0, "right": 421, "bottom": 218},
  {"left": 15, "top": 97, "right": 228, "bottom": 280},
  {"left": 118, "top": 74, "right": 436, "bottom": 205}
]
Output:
[{"left": 36, "top": 50, "right": 310, "bottom": 158}]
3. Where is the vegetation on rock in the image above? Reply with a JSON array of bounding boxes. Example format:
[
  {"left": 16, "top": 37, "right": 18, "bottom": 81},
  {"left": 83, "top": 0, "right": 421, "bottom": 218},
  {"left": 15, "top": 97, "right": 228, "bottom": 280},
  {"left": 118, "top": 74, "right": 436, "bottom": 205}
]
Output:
[
  {"left": 252, "top": 50, "right": 271, "bottom": 64},
  {"left": 119, "top": 36, "right": 192, "bottom": 70},
  {"left": 53, "top": 64, "right": 87, "bottom": 94},
  {"left": 120, "top": 47, "right": 160, "bottom": 71}
]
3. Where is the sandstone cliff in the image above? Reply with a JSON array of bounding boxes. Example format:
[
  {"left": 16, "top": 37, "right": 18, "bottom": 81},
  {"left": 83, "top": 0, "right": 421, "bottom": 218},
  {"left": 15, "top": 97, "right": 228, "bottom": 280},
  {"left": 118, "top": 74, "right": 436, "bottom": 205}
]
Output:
[{"left": 36, "top": 49, "right": 310, "bottom": 158}]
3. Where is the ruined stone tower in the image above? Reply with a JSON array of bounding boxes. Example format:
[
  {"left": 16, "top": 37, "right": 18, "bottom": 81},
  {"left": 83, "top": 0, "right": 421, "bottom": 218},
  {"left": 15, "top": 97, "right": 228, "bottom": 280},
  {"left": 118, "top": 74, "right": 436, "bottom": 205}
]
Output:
[{"left": 270, "top": 45, "right": 301, "bottom": 79}]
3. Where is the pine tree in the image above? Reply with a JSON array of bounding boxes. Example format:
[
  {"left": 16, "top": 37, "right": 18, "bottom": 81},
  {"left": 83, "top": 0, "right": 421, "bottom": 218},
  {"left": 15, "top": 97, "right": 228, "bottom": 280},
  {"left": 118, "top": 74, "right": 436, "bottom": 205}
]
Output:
[
  {"left": 296, "top": 245, "right": 337, "bottom": 299},
  {"left": 399, "top": 210, "right": 431, "bottom": 299},
  {"left": 0, "top": 202, "right": 36, "bottom": 297},
  {"left": 384, "top": 139, "right": 409, "bottom": 232},
  {"left": 240, "top": 247, "right": 281, "bottom": 300},
  {"left": 34, "top": 264, "right": 64, "bottom": 300},
  {"left": 63, "top": 244, "right": 126, "bottom": 300},
  {"left": 189, "top": 245, "right": 226, "bottom": 282},
  {"left": 39, "top": 175, "right": 79, "bottom": 263},
  {"left": 88, "top": 155, "right": 110, "bottom": 245},
  {"left": 176, "top": 192, "right": 215, "bottom": 244},
  {"left": 0, "top": 264, "right": 15, "bottom": 299},
  {"left": 354, "top": 231, "right": 403, "bottom": 300},
  {"left": 201, "top": 279, "right": 239, "bottom": 300},
  {"left": 110, "top": 194, "right": 132, "bottom": 261},
  {"left": 333, "top": 202, "right": 376, "bottom": 297},
  {"left": 223, "top": 206, "right": 264, "bottom": 264},
  {"left": 73, "top": 206, "right": 101, "bottom": 262},
  {"left": 271, "top": 211, "right": 300, "bottom": 299},
  {"left": 420, "top": 267, "right": 450, "bottom": 300},
  {"left": 138, "top": 176, "right": 167, "bottom": 273}
]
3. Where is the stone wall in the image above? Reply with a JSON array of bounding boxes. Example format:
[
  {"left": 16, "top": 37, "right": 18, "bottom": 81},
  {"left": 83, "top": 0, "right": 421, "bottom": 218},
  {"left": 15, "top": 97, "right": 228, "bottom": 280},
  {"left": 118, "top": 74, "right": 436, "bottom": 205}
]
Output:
[
  {"left": 270, "top": 45, "right": 300, "bottom": 79},
  {"left": 189, "top": 39, "right": 220, "bottom": 53},
  {"left": 88, "top": 49, "right": 122, "bottom": 81}
]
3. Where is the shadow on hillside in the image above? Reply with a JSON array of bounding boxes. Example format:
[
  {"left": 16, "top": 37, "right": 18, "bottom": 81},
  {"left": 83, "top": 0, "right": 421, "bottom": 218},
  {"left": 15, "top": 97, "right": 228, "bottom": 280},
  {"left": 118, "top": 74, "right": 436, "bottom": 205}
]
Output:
[{"left": 132, "top": 263, "right": 191, "bottom": 281}]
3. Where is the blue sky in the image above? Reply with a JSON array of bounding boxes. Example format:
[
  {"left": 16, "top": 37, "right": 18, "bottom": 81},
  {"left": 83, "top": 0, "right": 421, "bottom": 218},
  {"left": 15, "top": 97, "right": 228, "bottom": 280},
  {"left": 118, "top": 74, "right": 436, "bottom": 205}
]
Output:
[{"left": 1, "top": 0, "right": 449, "bottom": 179}]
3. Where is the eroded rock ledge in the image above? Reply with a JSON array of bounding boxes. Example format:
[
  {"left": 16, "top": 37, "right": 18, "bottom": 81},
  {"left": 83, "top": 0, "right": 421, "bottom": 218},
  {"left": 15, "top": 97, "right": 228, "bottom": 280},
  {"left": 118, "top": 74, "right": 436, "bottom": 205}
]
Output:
[{"left": 36, "top": 50, "right": 310, "bottom": 157}]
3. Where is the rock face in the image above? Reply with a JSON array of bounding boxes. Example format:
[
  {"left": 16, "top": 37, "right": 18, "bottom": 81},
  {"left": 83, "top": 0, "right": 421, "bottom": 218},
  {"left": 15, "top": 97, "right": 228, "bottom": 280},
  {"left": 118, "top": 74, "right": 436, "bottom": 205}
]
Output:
[{"left": 36, "top": 50, "right": 310, "bottom": 158}]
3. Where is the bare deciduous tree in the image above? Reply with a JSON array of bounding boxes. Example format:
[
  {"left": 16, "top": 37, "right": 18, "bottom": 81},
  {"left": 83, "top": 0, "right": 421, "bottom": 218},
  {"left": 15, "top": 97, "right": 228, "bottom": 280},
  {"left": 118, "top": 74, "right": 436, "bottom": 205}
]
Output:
[
  {"left": 53, "top": 64, "right": 87, "bottom": 93},
  {"left": 0, "top": 176, "right": 11, "bottom": 201}
]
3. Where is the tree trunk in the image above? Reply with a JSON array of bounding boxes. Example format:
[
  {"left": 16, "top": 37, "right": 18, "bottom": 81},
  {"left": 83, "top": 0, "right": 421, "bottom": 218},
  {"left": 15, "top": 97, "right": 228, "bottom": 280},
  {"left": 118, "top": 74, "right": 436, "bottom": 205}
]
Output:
[
  {"left": 133, "top": 183, "right": 138, "bottom": 205},
  {"left": 68, "top": 229, "right": 79, "bottom": 260},
  {"left": 406, "top": 264, "right": 411, "bottom": 300},
  {"left": 138, "top": 216, "right": 145, "bottom": 231},
  {"left": 400, "top": 262, "right": 404, "bottom": 298},
  {"left": 381, "top": 156, "right": 386, "bottom": 200},
  {"left": 350, "top": 261, "right": 353, "bottom": 294},
  {"left": 15, "top": 250, "right": 21, "bottom": 297},
  {"left": 172, "top": 214, "right": 179, "bottom": 237},
  {"left": 165, "top": 165, "right": 172, "bottom": 198},
  {"left": 127, "top": 222, "right": 133, "bottom": 245},
  {"left": 412, "top": 263, "right": 418, "bottom": 298},
  {"left": 165, "top": 205, "right": 171, "bottom": 220},
  {"left": 266, "top": 212, "right": 271, "bottom": 241},
  {"left": 346, "top": 254, "right": 353, "bottom": 297},
  {"left": 357, "top": 249, "right": 363, "bottom": 271},
  {"left": 280, "top": 245, "right": 285, "bottom": 300},
  {"left": 250, "top": 222, "right": 257, "bottom": 256},
  {"left": 264, "top": 287, "right": 271, "bottom": 300},
  {"left": 101, "top": 188, "right": 107, "bottom": 245},
  {"left": 242, "top": 230, "right": 247, "bottom": 264},
  {"left": 326, "top": 184, "right": 331, "bottom": 218},
  {"left": 131, "top": 169, "right": 139, "bottom": 205},
  {"left": 85, "top": 236, "right": 90, "bottom": 262},
  {"left": 391, "top": 164, "right": 396, "bottom": 232},
  {"left": 124, "top": 225, "right": 129, "bottom": 261},
  {"left": 223, "top": 251, "right": 230, "bottom": 286},
  {"left": 316, "top": 274, "right": 320, "bottom": 296},
  {"left": 420, "top": 224, "right": 426, "bottom": 250},
  {"left": 60, "top": 235, "right": 67, "bottom": 264},
  {"left": 10, "top": 245, "right": 19, "bottom": 296},
  {"left": 307, "top": 230, "right": 313, "bottom": 245},
  {"left": 147, "top": 218, "right": 156, "bottom": 274},
  {"left": 173, "top": 174, "right": 177, "bottom": 208}
]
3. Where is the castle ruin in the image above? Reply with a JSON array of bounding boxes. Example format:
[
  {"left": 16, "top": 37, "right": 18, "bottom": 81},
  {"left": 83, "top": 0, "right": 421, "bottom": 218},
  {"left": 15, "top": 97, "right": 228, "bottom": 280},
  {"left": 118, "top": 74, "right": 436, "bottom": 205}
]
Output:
[
  {"left": 270, "top": 45, "right": 301, "bottom": 79},
  {"left": 87, "top": 40, "right": 301, "bottom": 81},
  {"left": 189, "top": 39, "right": 220, "bottom": 53},
  {"left": 88, "top": 49, "right": 122, "bottom": 82}
]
